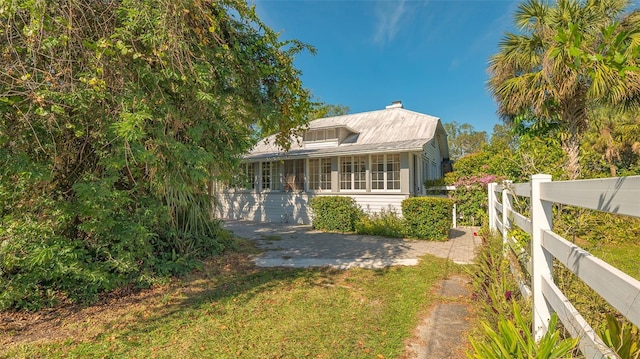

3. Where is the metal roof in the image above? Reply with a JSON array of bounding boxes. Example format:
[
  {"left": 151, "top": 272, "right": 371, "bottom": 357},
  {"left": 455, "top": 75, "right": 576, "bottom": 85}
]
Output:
[{"left": 246, "top": 106, "right": 447, "bottom": 160}]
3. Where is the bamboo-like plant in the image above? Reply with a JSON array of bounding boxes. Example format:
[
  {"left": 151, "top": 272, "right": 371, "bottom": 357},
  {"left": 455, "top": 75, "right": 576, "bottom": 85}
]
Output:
[{"left": 468, "top": 302, "right": 579, "bottom": 359}]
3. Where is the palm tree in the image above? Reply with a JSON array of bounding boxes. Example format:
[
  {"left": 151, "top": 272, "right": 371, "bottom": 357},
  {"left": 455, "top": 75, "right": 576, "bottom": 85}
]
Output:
[
  {"left": 488, "top": 0, "right": 640, "bottom": 179},
  {"left": 586, "top": 107, "right": 640, "bottom": 176}
]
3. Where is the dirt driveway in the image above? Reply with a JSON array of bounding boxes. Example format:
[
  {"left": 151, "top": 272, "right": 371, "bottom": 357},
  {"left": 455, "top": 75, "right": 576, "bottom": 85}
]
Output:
[{"left": 223, "top": 220, "right": 480, "bottom": 269}]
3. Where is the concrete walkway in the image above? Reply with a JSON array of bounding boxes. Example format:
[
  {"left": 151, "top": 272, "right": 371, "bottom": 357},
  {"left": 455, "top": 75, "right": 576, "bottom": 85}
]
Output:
[{"left": 223, "top": 220, "right": 481, "bottom": 269}]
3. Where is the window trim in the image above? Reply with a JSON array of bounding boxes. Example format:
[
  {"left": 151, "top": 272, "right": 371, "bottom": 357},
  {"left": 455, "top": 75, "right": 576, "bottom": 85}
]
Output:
[
  {"left": 339, "top": 155, "right": 367, "bottom": 191},
  {"left": 308, "top": 158, "right": 332, "bottom": 192},
  {"left": 370, "top": 153, "right": 401, "bottom": 192},
  {"left": 261, "top": 161, "right": 283, "bottom": 191}
]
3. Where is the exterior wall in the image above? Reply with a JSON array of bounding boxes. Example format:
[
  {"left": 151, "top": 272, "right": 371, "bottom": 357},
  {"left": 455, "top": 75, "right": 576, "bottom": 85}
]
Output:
[
  {"left": 218, "top": 150, "right": 438, "bottom": 224},
  {"left": 215, "top": 191, "right": 409, "bottom": 224},
  {"left": 216, "top": 191, "right": 313, "bottom": 224},
  {"left": 423, "top": 139, "right": 442, "bottom": 180},
  {"left": 400, "top": 153, "right": 410, "bottom": 194}
]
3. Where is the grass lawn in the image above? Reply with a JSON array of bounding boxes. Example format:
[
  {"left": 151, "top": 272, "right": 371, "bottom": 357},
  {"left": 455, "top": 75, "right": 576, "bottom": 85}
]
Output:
[
  {"left": 585, "top": 241, "right": 640, "bottom": 281},
  {"left": 1, "top": 240, "right": 463, "bottom": 358}
]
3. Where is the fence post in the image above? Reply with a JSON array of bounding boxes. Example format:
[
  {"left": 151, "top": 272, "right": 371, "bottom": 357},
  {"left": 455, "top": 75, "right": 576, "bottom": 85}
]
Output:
[
  {"left": 501, "top": 180, "right": 513, "bottom": 247},
  {"left": 530, "top": 174, "right": 554, "bottom": 341},
  {"left": 488, "top": 182, "right": 497, "bottom": 231},
  {"left": 452, "top": 203, "right": 457, "bottom": 229}
]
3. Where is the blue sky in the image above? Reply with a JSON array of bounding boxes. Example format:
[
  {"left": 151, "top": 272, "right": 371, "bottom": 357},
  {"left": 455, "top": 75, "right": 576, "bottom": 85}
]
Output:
[{"left": 253, "top": 0, "right": 520, "bottom": 135}]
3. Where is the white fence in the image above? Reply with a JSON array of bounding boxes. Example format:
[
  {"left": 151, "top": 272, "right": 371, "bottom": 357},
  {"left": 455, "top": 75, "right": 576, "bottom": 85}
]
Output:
[{"left": 488, "top": 174, "right": 640, "bottom": 358}]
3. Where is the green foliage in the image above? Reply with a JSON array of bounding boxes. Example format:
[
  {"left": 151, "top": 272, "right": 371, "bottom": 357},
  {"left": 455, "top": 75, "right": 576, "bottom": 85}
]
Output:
[
  {"left": 599, "top": 314, "right": 640, "bottom": 359},
  {"left": 444, "top": 121, "right": 488, "bottom": 160},
  {"left": 488, "top": 0, "right": 640, "bottom": 179},
  {"left": 309, "top": 196, "right": 363, "bottom": 232},
  {"left": 0, "top": 0, "right": 311, "bottom": 310},
  {"left": 467, "top": 230, "right": 520, "bottom": 326},
  {"left": 355, "top": 209, "right": 404, "bottom": 238},
  {"left": 467, "top": 231, "right": 578, "bottom": 359},
  {"left": 468, "top": 303, "right": 579, "bottom": 359},
  {"left": 308, "top": 100, "right": 350, "bottom": 120},
  {"left": 423, "top": 178, "right": 448, "bottom": 195},
  {"left": 401, "top": 197, "right": 453, "bottom": 240},
  {"left": 581, "top": 107, "right": 640, "bottom": 178}
]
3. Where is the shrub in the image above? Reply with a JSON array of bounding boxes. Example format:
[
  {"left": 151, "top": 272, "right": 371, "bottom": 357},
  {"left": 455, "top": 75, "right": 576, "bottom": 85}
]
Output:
[
  {"left": 468, "top": 303, "right": 579, "bottom": 359},
  {"left": 447, "top": 174, "right": 504, "bottom": 227},
  {"left": 401, "top": 197, "right": 453, "bottom": 240},
  {"left": 355, "top": 208, "right": 404, "bottom": 238},
  {"left": 309, "top": 196, "right": 362, "bottom": 232}
]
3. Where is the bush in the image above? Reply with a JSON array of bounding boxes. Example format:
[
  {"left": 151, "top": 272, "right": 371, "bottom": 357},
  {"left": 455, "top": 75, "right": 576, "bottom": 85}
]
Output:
[
  {"left": 309, "top": 196, "right": 362, "bottom": 232},
  {"left": 401, "top": 197, "right": 453, "bottom": 240},
  {"left": 355, "top": 209, "right": 404, "bottom": 238}
]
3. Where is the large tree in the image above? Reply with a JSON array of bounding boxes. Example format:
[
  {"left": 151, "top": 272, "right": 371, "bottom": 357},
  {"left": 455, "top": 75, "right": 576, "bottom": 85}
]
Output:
[
  {"left": 443, "top": 121, "right": 488, "bottom": 160},
  {"left": 0, "top": 0, "right": 313, "bottom": 309},
  {"left": 488, "top": 0, "right": 640, "bottom": 179}
]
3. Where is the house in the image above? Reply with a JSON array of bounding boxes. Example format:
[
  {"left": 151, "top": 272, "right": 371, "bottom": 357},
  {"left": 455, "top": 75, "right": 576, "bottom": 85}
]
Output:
[{"left": 215, "top": 101, "right": 451, "bottom": 224}]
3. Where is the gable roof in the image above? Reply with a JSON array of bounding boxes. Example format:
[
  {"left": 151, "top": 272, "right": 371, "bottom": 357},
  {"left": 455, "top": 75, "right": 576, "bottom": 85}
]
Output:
[{"left": 245, "top": 105, "right": 448, "bottom": 161}]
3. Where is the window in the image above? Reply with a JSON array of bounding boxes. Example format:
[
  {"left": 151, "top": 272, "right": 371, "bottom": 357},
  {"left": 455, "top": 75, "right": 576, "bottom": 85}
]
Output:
[
  {"left": 231, "top": 163, "right": 255, "bottom": 190},
  {"left": 261, "top": 162, "right": 282, "bottom": 190},
  {"left": 387, "top": 154, "right": 400, "bottom": 190},
  {"left": 371, "top": 154, "right": 400, "bottom": 191},
  {"left": 308, "top": 158, "right": 331, "bottom": 191},
  {"left": 242, "top": 162, "right": 256, "bottom": 189},
  {"left": 340, "top": 156, "right": 366, "bottom": 190},
  {"left": 371, "top": 154, "right": 384, "bottom": 190},
  {"left": 283, "top": 159, "right": 305, "bottom": 191},
  {"left": 303, "top": 129, "right": 339, "bottom": 142}
]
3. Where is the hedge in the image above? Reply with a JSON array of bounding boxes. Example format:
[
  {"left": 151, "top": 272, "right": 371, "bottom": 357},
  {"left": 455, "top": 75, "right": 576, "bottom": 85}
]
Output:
[
  {"left": 401, "top": 197, "right": 453, "bottom": 240},
  {"left": 309, "top": 196, "right": 362, "bottom": 232}
]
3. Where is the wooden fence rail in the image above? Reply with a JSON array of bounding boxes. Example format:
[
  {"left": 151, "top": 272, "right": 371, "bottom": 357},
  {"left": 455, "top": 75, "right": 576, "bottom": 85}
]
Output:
[{"left": 488, "top": 174, "right": 640, "bottom": 359}]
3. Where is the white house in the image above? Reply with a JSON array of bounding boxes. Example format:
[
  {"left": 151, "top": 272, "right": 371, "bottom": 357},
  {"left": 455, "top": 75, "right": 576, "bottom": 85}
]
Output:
[{"left": 215, "top": 101, "right": 451, "bottom": 224}]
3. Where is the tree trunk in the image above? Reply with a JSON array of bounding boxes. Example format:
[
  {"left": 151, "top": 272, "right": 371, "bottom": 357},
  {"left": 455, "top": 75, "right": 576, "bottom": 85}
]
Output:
[
  {"left": 561, "top": 135, "right": 581, "bottom": 180},
  {"left": 561, "top": 101, "right": 587, "bottom": 180}
]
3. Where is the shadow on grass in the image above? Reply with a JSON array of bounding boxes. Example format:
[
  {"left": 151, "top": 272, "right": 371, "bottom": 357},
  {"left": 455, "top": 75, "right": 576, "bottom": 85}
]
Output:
[{"left": 92, "top": 250, "right": 347, "bottom": 345}]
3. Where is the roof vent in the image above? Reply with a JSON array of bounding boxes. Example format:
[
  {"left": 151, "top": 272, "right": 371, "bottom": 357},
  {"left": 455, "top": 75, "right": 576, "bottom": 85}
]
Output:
[{"left": 385, "top": 100, "right": 403, "bottom": 109}]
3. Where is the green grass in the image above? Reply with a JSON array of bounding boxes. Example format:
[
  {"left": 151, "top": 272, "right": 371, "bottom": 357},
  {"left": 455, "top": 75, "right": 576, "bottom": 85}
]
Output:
[
  {"left": 2, "top": 246, "right": 460, "bottom": 358},
  {"left": 585, "top": 242, "right": 640, "bottom": 281}
]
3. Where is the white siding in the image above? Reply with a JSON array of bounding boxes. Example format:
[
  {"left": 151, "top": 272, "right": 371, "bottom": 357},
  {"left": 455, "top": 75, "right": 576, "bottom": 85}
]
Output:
[
  {"left": 423, "top": 139, "right": 442, "bottom": 180},
  {"left": 215, "top": 191, "right": 409, "bottom": 224},
  {"left": 216, "top": 191, "right": 312, "bottom": 224}
]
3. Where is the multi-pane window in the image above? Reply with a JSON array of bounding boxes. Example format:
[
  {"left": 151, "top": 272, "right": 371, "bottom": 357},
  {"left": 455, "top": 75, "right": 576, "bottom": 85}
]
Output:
[
  {"left": 371, "top": 154, "right": 385, "bottom": 190},
  {"left": 242, "top": 162, "right": 256, "bottom": 189},
  {"left": 283, "top": 159, "right": 305, "bottom": 191},
  {"left": 304, "top": 129, "right": 339, "bottom": 142},
  {"left": 430, "top": 161, "right": 438, "bottom": 180},
  {"left": 387, "top": 154, "right": 400, "bottom": 190},
  {"left": 371, "top": 154, "right": 400, "bottom": 190},
  {"left": 230, "top": 163, "right": 255, "bottom": 190},
  {"left": 340, "top": 156, "right": 366, "bottom": 190},
  {"left": 261, "top": 162, "right": 282, "bottom": 190},
  {"left": 308, "top": 158, "right": 331, "bottom": 191}
]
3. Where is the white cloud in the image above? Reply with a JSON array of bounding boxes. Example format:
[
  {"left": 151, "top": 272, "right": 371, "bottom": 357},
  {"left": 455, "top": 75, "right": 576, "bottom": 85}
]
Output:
[{"left": 373, "top": 0, "right": 409, "bottom": 45}]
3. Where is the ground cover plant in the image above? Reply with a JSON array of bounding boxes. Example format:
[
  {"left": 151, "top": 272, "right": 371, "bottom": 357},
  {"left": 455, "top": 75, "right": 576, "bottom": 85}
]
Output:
[
  {"left": 466, "top": 230, "right": 580, "bottom": 359},
  {"left": 1, "top": 241, "right": 460, "bottom": 358}
]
